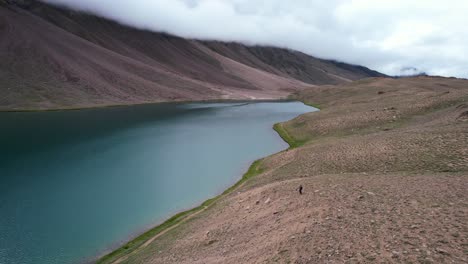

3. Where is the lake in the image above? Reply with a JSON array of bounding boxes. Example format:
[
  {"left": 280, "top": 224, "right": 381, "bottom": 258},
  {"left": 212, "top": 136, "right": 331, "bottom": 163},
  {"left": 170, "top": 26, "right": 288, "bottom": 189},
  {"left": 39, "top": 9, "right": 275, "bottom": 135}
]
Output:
[{"left": 0, "top": 101, "right": 315, "bottom": 264}]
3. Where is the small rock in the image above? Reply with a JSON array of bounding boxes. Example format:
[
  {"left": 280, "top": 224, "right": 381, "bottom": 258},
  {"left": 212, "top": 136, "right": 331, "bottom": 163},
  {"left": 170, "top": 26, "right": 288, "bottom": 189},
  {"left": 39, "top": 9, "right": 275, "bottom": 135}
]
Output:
[
  {"left": 290, "top": 236, "right": 296, "bottom": 239},
  {"left": 367, "top": 191, "right": 376, "bottom": 196},
  {"left": 358, "top": 195, "right": 364, "bottom": 200},
  {"left": 207, "top": 239, "right": 218, "bottom": 245},
  {"left": 435, "top": 248, "right": 449, "bottom": 255},
  {"left": 423, "top": 257, "right": 434, "bottom": 263},
  {"left": 265, "top": 198, "right": 271, "bottom": 204},
  {"left": 255, "top": 200, "right": 260, "bottom": 205},
  {"left": 391, "top": 251, "right": 400, "bottom": 258},
  {"left": 273, "top": 211, "right": 279, "bottom": 215},
  {"left": 245, "top": 206, "right": 250, "bottom": 210}
]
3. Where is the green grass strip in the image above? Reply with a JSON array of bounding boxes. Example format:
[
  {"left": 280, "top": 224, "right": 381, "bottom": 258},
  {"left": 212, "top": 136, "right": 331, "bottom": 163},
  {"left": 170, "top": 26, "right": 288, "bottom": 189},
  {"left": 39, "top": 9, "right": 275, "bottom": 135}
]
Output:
[
  {"left": 273, "top": 123, "right": 304, "bottom": 148},
  {"left": 97, "top": 159, "right": 264, "bottom": 264},
  {"left": 98, "top": 100, "right": 316, "bottom": 263}
]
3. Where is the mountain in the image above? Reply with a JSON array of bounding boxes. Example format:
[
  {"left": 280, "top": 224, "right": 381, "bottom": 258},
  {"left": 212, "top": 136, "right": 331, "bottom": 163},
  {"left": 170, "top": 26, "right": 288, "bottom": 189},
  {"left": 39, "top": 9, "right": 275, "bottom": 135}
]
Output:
[{"left": 0, "top": 0, "right": 384, "bottom": 110}]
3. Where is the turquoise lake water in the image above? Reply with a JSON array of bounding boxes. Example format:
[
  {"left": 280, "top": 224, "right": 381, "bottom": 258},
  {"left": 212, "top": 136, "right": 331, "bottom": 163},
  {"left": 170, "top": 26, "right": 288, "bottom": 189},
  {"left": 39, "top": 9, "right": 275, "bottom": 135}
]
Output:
[{"left": 0, "top": 101, "right": 315, "bottom": 264}]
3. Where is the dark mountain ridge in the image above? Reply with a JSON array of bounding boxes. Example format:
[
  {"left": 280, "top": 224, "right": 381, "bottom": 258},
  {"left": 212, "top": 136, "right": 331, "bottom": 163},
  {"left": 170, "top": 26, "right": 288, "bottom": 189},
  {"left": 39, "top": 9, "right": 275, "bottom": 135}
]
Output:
[{"left": 0, "top": 0, "right": 384, "bottom": 110}]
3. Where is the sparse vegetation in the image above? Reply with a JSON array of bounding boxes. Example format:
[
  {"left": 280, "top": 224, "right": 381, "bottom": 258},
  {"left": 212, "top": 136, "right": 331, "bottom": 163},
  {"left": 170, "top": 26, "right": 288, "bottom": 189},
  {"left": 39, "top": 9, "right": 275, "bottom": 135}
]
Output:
[
  {"left": 110, "top": 76, "right": 468, "bottom": 264},
  {"left": 98, "top": 159, "right": 265, "bottom": 264}
]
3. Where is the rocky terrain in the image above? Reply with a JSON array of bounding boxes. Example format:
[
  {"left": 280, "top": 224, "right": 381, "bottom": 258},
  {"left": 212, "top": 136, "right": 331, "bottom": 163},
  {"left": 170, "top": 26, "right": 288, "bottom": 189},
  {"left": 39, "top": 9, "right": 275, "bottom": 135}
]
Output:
[
  {"left": 0, "top": 0, "right": 382, "bottom": 111},
  {"left": 2, "top": 1, "right": 466, "bottom": 264},
  {"left": 100, "top": 76, "right": 468, "bottom": 263}
]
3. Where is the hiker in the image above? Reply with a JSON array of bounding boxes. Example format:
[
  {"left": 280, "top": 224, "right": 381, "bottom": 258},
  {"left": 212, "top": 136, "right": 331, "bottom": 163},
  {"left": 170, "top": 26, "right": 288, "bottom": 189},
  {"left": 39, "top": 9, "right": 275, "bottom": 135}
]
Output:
[{"left": 298, "top": 185, "right": 303, "bottom": 195}]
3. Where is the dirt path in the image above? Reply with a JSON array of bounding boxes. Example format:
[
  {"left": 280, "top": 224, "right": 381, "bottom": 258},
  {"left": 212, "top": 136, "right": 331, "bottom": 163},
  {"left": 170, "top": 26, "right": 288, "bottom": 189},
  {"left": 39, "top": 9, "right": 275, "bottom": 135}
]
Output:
[{"left": 112, "top": 206, "right": 209, "bottom": 264}]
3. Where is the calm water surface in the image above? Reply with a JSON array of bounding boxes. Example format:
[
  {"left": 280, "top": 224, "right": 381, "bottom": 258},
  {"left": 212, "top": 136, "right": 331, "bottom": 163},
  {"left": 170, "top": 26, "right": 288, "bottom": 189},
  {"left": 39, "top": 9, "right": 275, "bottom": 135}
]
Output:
[{"left": 0, "top": 102, "right": 315, "bottom": 264}]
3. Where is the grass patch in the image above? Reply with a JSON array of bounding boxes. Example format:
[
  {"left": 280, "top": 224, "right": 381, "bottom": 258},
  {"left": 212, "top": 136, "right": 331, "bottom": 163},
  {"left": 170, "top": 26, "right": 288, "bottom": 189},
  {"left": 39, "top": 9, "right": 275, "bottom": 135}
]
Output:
[
  {"left": 287, "top": 93, "right": 322, "bottom": 110},
  {"left": 97, "top": 206, "right": 201, "bottom": 264},
  {"left": 272, "top": 99, "right": 321, "bottom": 148},
  {"left": 303, "top": 102, "right": 321, "bottom": 110},
  {"left": 273, "top": 123, "right": 305, "bottom": 148},
  {"left": 97, "top": 159, "right": 264, "bottom": 264}
]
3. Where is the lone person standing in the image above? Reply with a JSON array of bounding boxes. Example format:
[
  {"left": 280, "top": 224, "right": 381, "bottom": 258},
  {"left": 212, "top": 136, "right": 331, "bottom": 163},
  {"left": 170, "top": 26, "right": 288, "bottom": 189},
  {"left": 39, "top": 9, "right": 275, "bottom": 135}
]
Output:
[{"left": 298, "top": 185, "right": 303, "bottom": 195}]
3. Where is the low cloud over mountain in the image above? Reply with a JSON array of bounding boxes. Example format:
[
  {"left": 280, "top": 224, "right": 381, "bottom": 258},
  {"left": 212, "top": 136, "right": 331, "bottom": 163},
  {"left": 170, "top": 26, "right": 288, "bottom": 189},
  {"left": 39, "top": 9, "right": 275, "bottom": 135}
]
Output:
[{"left": 42, "top": 0, "right": 468, "bottom": 78}]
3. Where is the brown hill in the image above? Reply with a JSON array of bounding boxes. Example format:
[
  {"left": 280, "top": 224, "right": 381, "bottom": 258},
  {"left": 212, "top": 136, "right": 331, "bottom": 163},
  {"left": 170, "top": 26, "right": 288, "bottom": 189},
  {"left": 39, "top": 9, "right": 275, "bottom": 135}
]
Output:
[
  {"left": 99, "top": 76, "right": 468, "bottom": 264},
  {"left": 0, "top": 0, "right": 383, "bottom": 110}
]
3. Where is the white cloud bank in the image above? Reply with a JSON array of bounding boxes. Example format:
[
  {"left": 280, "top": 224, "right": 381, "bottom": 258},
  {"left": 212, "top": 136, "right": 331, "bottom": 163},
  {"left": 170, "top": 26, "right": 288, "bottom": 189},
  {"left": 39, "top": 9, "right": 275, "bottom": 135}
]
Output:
[{"left": 42, "top": 0, "right": 468, "bottom": 77}]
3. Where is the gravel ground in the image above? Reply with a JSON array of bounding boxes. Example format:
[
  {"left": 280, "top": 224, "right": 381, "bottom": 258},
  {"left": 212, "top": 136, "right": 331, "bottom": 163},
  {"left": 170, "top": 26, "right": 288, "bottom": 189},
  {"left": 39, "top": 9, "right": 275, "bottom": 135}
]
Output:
[{"left": 110, "top": 76, "right": 468, "bottom": 264}]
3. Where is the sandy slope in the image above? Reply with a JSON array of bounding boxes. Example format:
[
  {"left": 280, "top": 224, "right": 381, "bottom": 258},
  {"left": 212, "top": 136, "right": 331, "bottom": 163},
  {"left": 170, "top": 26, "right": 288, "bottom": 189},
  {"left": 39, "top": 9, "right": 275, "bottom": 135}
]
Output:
[
  {"left": 102, "top": 76, "right": 468, "bottom": 263},
  {"left": 0, "top": 0, "right": 382, "bottom": 110}
]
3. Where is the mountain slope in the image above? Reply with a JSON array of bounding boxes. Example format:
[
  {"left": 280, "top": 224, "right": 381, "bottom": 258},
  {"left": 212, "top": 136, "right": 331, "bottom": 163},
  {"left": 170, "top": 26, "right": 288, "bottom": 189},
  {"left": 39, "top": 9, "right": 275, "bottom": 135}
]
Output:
[
  {"left": 98, "top": 76, "right": 468, "bottom": 264},
  {"left": 0, "top": 0, "right": 384, "bottom": 110}
]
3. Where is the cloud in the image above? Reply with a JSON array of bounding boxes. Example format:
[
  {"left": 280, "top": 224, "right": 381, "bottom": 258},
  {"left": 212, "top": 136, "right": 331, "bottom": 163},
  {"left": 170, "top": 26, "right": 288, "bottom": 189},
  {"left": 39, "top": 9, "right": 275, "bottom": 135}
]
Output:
[{"left": 41, "top": 0, "right": 468, "bottom": 78}]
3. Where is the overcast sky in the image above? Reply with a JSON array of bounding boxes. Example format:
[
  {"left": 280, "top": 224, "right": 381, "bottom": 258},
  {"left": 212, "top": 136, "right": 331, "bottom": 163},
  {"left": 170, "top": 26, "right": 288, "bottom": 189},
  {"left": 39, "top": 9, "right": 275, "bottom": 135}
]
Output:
[{"left": 42, "top": 0, "right": 467, "bottom": 78}]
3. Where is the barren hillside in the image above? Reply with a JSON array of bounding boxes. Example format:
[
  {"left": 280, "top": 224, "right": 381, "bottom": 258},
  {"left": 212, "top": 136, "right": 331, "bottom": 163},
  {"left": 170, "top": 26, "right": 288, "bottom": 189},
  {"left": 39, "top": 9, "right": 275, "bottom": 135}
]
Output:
[
  {"left": 0, "top": 0, "right": 383, "bottom": 110},
  {"left": 99, "top": 76, "right": 468, "bottom": 264}
]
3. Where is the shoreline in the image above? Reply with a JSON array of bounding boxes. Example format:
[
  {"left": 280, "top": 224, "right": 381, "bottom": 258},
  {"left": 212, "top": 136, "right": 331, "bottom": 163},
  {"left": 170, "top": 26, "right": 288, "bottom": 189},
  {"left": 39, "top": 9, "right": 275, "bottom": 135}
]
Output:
[
  {"left": 95, "top": 102, "right": 316, "bottom": 264},
  {"left": 0, "top": 98, "right": 296, "bottom": 113}
]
